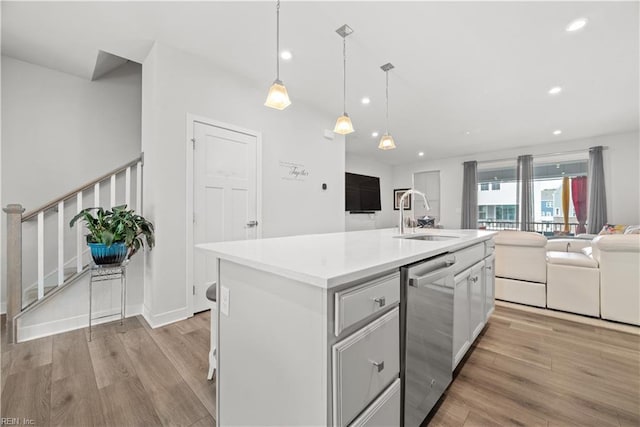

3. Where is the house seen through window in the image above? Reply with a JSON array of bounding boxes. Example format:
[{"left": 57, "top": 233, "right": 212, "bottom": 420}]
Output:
[{"left": 477, "top": 158, "right": 588, "bottom": 235}]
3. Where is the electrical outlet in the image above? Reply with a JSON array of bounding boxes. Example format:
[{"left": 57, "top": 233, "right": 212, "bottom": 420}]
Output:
[{"left": 221, "top": 286, "right": 230, "bottom": 316}]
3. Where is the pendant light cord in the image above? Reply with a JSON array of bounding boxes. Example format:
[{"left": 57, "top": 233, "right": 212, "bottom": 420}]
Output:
[
  {"left": 343, "top": 37, "right": 347, "bottom": 114},
  {"left": 276, "top": 0, "right": 280, "bottom": 80},
  {"left": 385, "top": 70, "right": 389, "bottom": 134}
]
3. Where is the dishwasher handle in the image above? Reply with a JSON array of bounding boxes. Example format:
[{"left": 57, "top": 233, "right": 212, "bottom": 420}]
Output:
[{"left": 408, "top": 256, "right": 456, "bottom": 288}]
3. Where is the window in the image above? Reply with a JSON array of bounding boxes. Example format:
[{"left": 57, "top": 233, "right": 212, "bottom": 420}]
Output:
[
  {"left": 477, "top": 157, "right": 588, "bottom": 232},
  {"left": 495, "top": 205, "right": 516, "bottom": 221},
  {"left": 478, "top": 205, "right": 488, "bottom": 220}
]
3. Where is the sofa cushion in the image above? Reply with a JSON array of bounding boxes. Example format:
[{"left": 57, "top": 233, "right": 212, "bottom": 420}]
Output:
[
  {"left": 581, "top": 246, "right": 593, "bottom": 257},
  {"left": 494, "top": 230, "right": 547, "bottom": 247},
  {"left": 547, "top": 251, "right": 598, "bottom": 268}
]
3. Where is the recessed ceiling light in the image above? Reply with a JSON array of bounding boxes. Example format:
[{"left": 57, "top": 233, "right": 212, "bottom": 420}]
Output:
[
  {"left": 280, "top": 50, "right": 293, "bottom": 60},
  {"left": 566, "top": 18, "right": 588, "bottom": 32},
  {"left": 372, "top": 131, "right": 379, "bottom": 138},
  {"left": 465, "top": 131, "right": 471, "bottom": 135},
  {"left": 548, "top": 86, "right": 563, "bottom": 95},
  {"left": 553, "top": 130, "right": 562, "bottom": 135},
  {"left": 361, "top": 97, "right": 371, "bottom": 105},
  {"left": 418, "top": 152, "right": 424, "bottom": 157}
]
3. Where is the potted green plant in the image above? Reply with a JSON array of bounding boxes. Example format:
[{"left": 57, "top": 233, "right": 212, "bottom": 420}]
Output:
[{"left": 70, "top": 205, "right": 155, "bottom": 265}]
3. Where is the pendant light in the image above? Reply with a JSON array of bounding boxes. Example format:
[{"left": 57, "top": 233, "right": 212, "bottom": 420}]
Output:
[
  {"left": 378, "top": 63, "right": 397, "bottom": 150},
  {"left": 264, "top": 0, "right": 291, "bottom": 110},
  {"left": 334, "top": 25, "right": 354, "bottom": 135}
]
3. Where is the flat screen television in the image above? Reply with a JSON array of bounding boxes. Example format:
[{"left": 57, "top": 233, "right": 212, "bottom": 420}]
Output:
[{"left": 345, "top": 172, "right": 381, "bottom": 212}]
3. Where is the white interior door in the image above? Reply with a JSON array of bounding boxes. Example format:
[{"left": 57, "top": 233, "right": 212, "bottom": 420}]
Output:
[{"left": 193, "top": 121, "right": 258, "bottom": 313}]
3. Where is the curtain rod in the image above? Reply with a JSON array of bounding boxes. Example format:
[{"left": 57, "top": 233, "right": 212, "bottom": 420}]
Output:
[{"left": 472, "top": 146, "right": 608, "bottom": 166}]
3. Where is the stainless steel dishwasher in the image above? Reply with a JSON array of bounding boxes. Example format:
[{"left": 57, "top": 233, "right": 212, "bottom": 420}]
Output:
[{"left": 400, "top": 253, "right": 456, "bottom": 427}]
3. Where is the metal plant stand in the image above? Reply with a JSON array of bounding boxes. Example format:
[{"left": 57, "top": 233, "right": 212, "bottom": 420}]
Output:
[{"left": 88, "top": 261, "right": 128, "bottom": 341}]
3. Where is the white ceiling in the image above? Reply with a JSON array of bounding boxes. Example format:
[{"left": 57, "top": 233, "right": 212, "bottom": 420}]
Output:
[{"left": 2, "top": 1, "right": 638, "bottom": 165}]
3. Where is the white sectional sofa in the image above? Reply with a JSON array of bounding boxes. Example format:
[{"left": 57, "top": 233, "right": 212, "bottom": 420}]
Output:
[{"left": 494, "top": 230, "right": 640, "bottom": 326}]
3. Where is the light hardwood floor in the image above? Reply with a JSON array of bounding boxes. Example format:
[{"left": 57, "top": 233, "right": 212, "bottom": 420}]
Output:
[
  {"left": 430, "top": 305, "right": 640, "bottom": 427},
  {"left": 2, "top": 306, "right": 639, "bottom": 426},
  {"left": 1, "top": 312, "right": 215, "bottom": 427}
]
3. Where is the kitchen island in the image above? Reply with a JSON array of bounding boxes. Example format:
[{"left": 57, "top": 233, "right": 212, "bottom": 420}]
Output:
[{"left": 198, "top": 228, "right": 496, "bottom": 426}]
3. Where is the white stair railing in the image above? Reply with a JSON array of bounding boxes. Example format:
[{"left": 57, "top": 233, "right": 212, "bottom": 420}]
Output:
[{"left": 3, "top": 155, "right": 143, "bottom": 343}]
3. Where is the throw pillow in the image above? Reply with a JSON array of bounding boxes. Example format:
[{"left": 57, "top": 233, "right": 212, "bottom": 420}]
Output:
[
  {"left": 624, "top": 225, "right": 640, "bottom": 235},
  {"left": 598, "top": 224, "right": 627, "bottom": 235}
]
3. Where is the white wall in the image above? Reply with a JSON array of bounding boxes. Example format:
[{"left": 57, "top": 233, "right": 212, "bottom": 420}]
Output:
[
  {"left": 392, "top": 131, "right": 640, "bottom": 229},
  {"left": 1, "top": 56, "right": 143, "bottom": 320},
  {"left": 1, "top": 56, "right": 142, "bottom": 211},
  {"left": 141, "top": 43, "right": 345, "bottom": 326},
  {"left": 345, "top": 153, "right": 394, "bottom": 231}
]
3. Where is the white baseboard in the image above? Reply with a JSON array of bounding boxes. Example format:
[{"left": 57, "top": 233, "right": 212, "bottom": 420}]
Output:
[
  {"left": 142, "top": 305, "right": 191, "bottom": 329},
  {"left": 16, "top": 304, "right": 143, "bottom": 343}
]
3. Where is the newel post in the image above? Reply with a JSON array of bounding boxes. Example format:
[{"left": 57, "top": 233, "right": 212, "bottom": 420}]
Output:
[{"left": 4, "top": 204, "right": 25, "bottom": 343}]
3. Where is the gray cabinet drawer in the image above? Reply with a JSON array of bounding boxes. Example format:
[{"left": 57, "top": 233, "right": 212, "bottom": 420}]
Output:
[
  {"left": 333, "top": 307, "right": 400, "bottom": 427},
  {"left": 349, "top": 378, "right": 400, "bottom": 427},
  {"left": 452, "top": 243, "right": 485, "bottom": 274},
  {"left": 335, "top": 272, "right": 400, "bottom": 336}
]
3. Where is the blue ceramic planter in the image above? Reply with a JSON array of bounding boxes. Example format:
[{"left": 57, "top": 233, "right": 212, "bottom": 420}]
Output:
[{"left": 88, "top": 242, "right": 128, "bottom": 265}]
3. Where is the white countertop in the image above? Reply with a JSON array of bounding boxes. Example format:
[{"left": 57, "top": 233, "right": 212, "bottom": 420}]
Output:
[{"left": 197, "top": 228, "right": 496, "bottom": 289}]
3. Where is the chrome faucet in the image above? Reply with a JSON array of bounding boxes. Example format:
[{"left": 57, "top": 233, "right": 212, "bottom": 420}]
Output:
[{"left": 398, "top": 189, "right": 430, "bottom": 235}]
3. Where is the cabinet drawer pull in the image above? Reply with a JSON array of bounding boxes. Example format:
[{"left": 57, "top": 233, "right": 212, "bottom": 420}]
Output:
[
  {"left": 371, "top": 360, "right": 385, "bottom": 372},
  {"left": 470, "top": 276, "right": 479, "bottom": 283},
  {"left": 373, "top": 296, "right": 386, "bottom": 307}
]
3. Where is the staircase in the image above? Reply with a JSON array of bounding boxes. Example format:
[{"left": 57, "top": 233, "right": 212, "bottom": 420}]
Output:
[{"left": 3, "top": 156, "right": 143, "bottom": 343}]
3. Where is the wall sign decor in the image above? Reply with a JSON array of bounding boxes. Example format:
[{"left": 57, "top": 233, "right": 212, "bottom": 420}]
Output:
[
  {"left": 280, "top": 161, "right": 309, "bottom": 181},
  {"left": 394, "top": 188, "right": 412, "bottom": 210}
]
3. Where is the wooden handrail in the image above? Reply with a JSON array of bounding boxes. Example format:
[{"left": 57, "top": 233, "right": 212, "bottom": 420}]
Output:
[{"left": 22, "top": 155, "right": 143, "bottom": 222}]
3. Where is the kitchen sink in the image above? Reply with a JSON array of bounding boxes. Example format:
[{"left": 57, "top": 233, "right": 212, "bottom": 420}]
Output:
[{"left": 396, "top": 234, "right": 460, "bottom": 241}]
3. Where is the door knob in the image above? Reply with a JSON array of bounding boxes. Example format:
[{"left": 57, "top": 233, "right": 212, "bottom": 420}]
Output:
[{"left": 246, "top": 220, "right": 259, "bottom": 228}]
